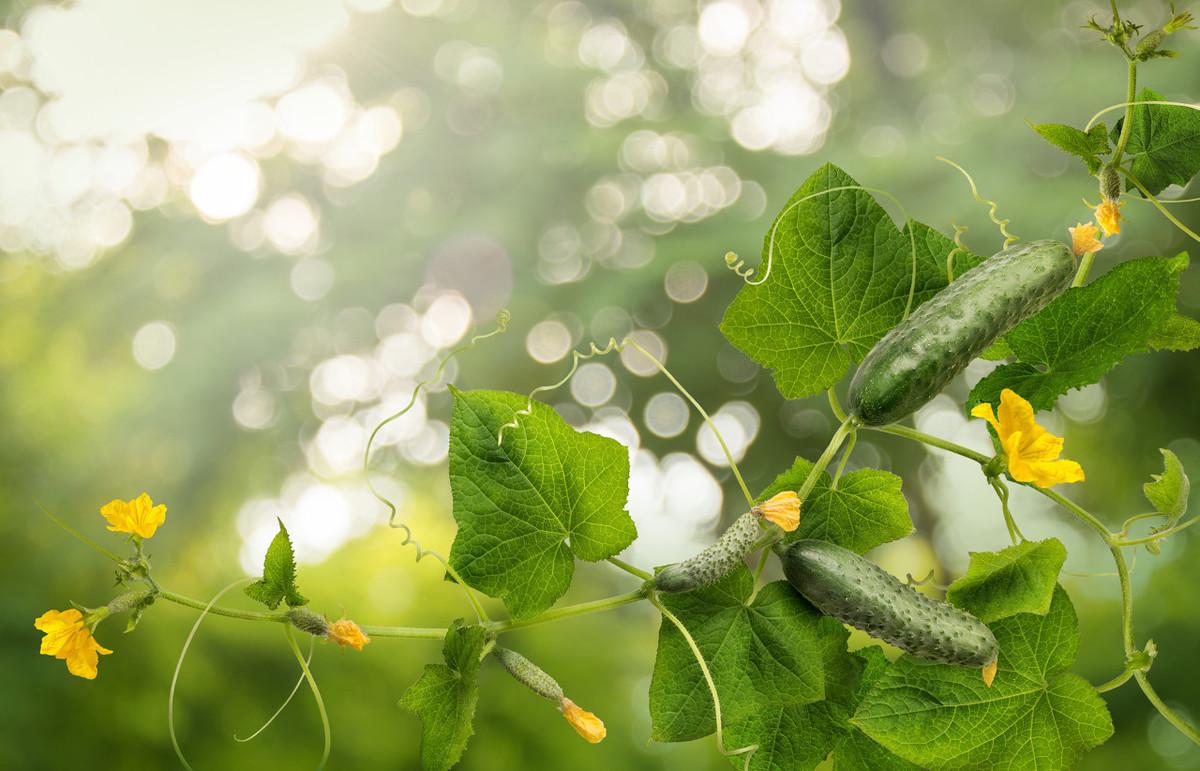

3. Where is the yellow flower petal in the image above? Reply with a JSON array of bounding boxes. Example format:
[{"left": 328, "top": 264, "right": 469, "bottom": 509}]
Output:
[
  {"left": 755, "top": 491, "right": 800, "bottom": 532},
  {"left": 1069, "top": 222, "right": 1104, "bottom": 257},
  {"left": 328, "top": 618, "right": 370, "bottom": 651},
  {"left": 973, "top": 389, "right": 1084, "bottom": 488},
  {"left": 560, "top": 698, "right": 606, "bottom": 743},
  {"left": 1095, "top": 199, "right": 1123, "bottom": 237},
  {"left": 35, "top": 608, "right": 112, "bottom": 680},
  {"left": 100, "top": 492, "right": 167, "bottom": 539}
]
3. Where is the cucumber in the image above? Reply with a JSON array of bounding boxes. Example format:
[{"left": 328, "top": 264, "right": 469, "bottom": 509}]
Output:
[
  {"left": 847, "top": 239, "right": 1075, "bottom": 426},
  {"left": 495, "top": 646, "right": 565, "bottom": 702},
  {"left": 782, "top": 540, "right": 998, "bottom": 679},
  {"left": 654, "top": 512, "right": 761, "bottom": 593}
]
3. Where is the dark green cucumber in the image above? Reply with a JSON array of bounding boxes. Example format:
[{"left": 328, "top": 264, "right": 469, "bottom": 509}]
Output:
[
  {"left": 654, "top": 512, "right": 761, "bottom": 593},
  {"left": 848, "top": 239, "right": 1075, "bottom": 426},
  {"left": 782, "top": 540, "right": 998, "bottom": 670}
]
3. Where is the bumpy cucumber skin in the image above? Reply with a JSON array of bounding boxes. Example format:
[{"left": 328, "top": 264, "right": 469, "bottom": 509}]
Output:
[
  {"left": 654, "top": 512, "right": 761, "bottom": 593},
  {"left": 848, "top": 239, "right": 1075, "bottom": 426},
  {"left": 495, "top": 647, "right": 565, "bottom": 702},
  {"left": 783, "top": 540, "right": 997, "bottom": 668}
]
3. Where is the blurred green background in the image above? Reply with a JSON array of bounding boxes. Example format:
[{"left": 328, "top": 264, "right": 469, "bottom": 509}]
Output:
[{"left": 2, "top": 0, "right": 1198, "bottom": 768}]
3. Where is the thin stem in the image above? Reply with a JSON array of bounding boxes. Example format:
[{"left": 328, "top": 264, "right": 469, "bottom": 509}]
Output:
[
  {"left": 1112, "top": 517, "right": 1199, "bottom": 546},
  {"left": 1036, "top": 488, "right": 1114, "bottom": 541},
  {"left": 355, "top": 625, "right": 447, "bottom": 639},
  {"left": 988, "top": 478, "right": 1024, "bottom": 544},
  {"left": 796, "top": 418, "right": 856, "bottom": 505},
  {"left": 1109, "top": 59, "right": 1138, "bottom": 168},
  {"left": 489, "top": 588, "right": 648, "bottom": 634},
  {"left": 1073, "top": 251, "right": 1099, "bottom": 288},
  {"left": 827, "top": 389, "right": 848, "bottom": 422},
  {"left": 831, "top": 429, "right": 857, "bottom": 489},
  {"left": 1120, "top": 167, "right": 1200, "bottom": 243},
  {"left": 1110, "top": 545, "right": 1135, "bottom": 653},
  {"left": 1095, "top": 669, "right": 1135, "bottom": 693},
  {"left": 236, "top": 637, "right": 315, "bottom": 742},
  {"left": 607, "top": 556, "right": 653, "bottom": 581},
  {"left": 159, "top": 590, "right": 288, "bottom": 623},
  {"left": 750, "top": 547, "right": 771, "bottom": 588},
  {"left": 1119, "top": 511, "right": 1165, "bottom": 534},
  {"left": 37, "top": 503, "right": 123, "bottom": 563},
  {"left": 1135, "top": 671, "right": 1200, "bottom": 745},
  {"left": 286, "top": 625, "right": 331, "bottom": 770},
  {"left": 869, "top": 424, "right": 991, "bottom": 465}
]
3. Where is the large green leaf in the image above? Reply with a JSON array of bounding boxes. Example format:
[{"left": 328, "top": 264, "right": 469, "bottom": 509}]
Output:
[
  {"left": 399, "top": 620, "right": 489, "bottom": 771},
  {"left": 968, "top": 254, "right": 1189, "bottom": 411},
  {"left": 758, "top": 457, "right": 912, "bottom": 553},
  {"left": 1031, "top": 122, "right": 1110, "bottom": 174},
  {"left": 447, "top": 388, "right": 636, "bottom": 619},
  {"left": 831, "top": 647, "right": 922, "bottom": 771},
  {"left": 243, "top": 519, "right": 307, "bottom": 609},
  {"left": 946, "top": 538, "right": 1066, "bottom": 623},
  {"left": 853, "top": 585, "right": 1113, "bottom": 769},
  {"left": 1114, "top": 88, "right": 1200, "bottom": 196},
  {"left": 720, "top": 163, "right": 982, "bottom": 399}
]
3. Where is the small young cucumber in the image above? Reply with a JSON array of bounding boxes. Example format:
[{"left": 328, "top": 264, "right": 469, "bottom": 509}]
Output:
[
  {"left": 847, "top": 239, "right": 1075, "bottom": 426},
  {"left": 782, "top": 540, "right": 998, "bottom": 682},
  {"left": 654, "top": 512, "right": 761, "bottom": 593}
]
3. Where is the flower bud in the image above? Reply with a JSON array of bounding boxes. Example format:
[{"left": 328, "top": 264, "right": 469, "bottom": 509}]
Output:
[
  {"left": 1099, "top": 164, "right": 1121, "bottom": 203},
  {"left": 559, "top": 698, "right": 606, "bottom": 743},
  {"left": 754, "top": 490, "right": 801, "bottom": 532}
]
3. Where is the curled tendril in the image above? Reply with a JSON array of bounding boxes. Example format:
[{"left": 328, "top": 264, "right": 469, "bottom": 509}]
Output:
[
  {"left": 362, "top": 311, "right": 510, "bottom": 623},
  {"left": 722, "top": 184, "right": 921, "bottom": 319},
  {"left": 937, "top": 156, "right": 1020, "bottom": 248},
  {"left": 904, "top": 569, "right": 947, "bottom": 591},
  {"left": 946, "top": 222, "right": 970, "bottom": 283},
  {"left": 1120, "top": 168, "right": 1200, "bottom": 244},
  {"left": 651, "top": 595, "right": 758, "bottom": 771},
  {"left": 234, "top": 636, "right": 315, "bottom": 743},
  {"left": 496, "top": 335, "right": 757, "bottom": 507},
  {"left": 1083, "top": 99, "right": 1200, "bottom": 133}
]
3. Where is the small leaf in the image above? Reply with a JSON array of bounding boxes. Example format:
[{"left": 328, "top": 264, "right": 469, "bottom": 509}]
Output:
[
  {"left": 244, "top": 518, "right": 307, "bottom": 610},
  {"left": 946, "top": 538, "right": 1067, "bottom": 622},
  {"left": 853, "top": 586, "right": 1113, "bottom": 770},
  {"left": 1031, "top": 122, "right": 1110, "bottom": 175},
  {"left": 1149, "top": 313, "right": 1200, "bottom": 351},
  {"left": 1144, "top": 448, "right": 1190, "bottom": 526},
  {"left": 720, "top": 164, "right": 983, "bottom": 399},
  {"left": 448, "top": 388, "right": 636, "bottom": 619},
  {"left": 1113, "top": 88, "right": 1200, "bottom": 196},
  {"left": 758, "top": 457, "right": 913, "bottom": 553},
  {"left": 968, "top": 254, "right": 1189, "bottom": 411},
  {"left": 979, "top": 338, "right": 1014, "bottom": 361},
  {"left": 399, "top": 620, "right": 489, "bottom": 771}
]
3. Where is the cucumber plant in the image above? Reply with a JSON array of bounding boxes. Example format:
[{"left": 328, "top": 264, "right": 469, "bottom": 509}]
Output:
[{"left": 33, "top": 4, "right": 1200, "bottom": 770}]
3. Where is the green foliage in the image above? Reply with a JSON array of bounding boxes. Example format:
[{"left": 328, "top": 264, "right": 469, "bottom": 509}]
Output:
[
  {"left": 1113, "top": 88, "right": 1200, "bottom": 195},
  {"left": 649, "top": 567, "right": 826, "bottom": 741},
  {"left": 968, "top": 254, "right": 1189, "bottom": 410},
  {"left": 399, "top": 620, "right": 489, "bottom": 771},
  {"left": 853, "top": 586, "right": 1113, "bottom": 770},
  {"left": 1031, "top": 122, "right": 1111, "bottom": 174},
  {"left": 758, "top": 457, "right": 912, "bottom": 553},
  {"left": 946, "top": 538, "right": 1066, "bottom": 622},
  {"left": 446, "top": 388, "right": 636, "bottom": 619},
  {"left": 243, "top": 518, "right": 307, "bottom": 610},
  {"left": 1150, "top": 313, "right": 1200, "bottom": 351},
  {"left": 720, "top": 164, "right": 981, "bottom": 399},
  {"left": 1144, "top": 448, "right": 1190, "bottom": 525},
  {"left": 830, "top": 647, "right": 921, "bottom": 771}
]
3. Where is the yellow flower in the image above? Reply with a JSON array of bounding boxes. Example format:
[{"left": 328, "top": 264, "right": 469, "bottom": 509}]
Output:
[
  {"left": 559, "top": 698, "right": 606, "bottom": 743},
  {"left": 755, "top": 490, "right": 800, "bottom": 532},
  {"left": 971, "top": 389, "right": 1085, "bottom": 488},
  {"left": 1094, "top": 199, "right": 1123, "bottom": 237},
  {"left": 1068, "top": 222, "right": 1103, "bottom": 257},
  {"left": 328, "top": 618, "right": 370, "bottom": 651},
  {"left": 100, "top": 493, "right": 167, "bottom": 539},
  {"left": 34, "top": 609, "right": 113, "bottom": 680}
]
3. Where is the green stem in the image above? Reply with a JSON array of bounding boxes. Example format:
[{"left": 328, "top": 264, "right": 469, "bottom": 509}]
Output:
[
  {"left": 607, "top": 556, "right": 653, "bottom": 581},
  {"left": 796, "top": 418, "right": 856, "bottom": 506},
  {"left": 286, "top": 625, "right": 331, "bottom": 770},
  {"left": 1073, "top": 251, "right": 1099, "bottom": 289},
  {"left": 1112, "top": 517, "right": 1199, "bottom": 546},
  {"left": 1110, "top": 545, "right": 1135, "bottom": 653},
  {"left": 159, "top": 590, "right": 288, "bottom": 623},
  {"left": 1120, "top": 167, "right": 1200, "bottom": 243},
  {"left": 1095, "top": 668, "right": 1135, "bottom": 693},
  {"left": 1135, "top": 671, "right": 1200, "bottom": 745},
  {"left": 489, "top": 588, "right": 648, "bottom": 634},
  {"left": 37, "top": 503, "right": 124, "bottom": 563},
  {"left": 870, "top": 424, "right": 991, "bottom": 465},
  {"left": 1119, "top": 511, "right": 1165, "bottom": 534},
  {"left": 1109, "top": 59, "right": 1138, "bottom": 168},
  {"left": 1036, "top": 488, "right": 1114, "bottom": 541},
  {"left": 831, "top": 430, "right": 857, "bottom": 489}
]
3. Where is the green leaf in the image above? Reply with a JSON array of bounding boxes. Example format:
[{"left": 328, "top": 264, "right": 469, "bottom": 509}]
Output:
[
  {"left": 447, "top": 388, "right": 636, "bottom": 619},
  {"left": 720, "top": 164, "right": 982, "bottom": 399},
  {"left": 243, "top": 518, "right": 307, "bottom": 609},
  {"left": 1031, "top": 122, "right": 1110, "bottom": 175},
  {"left": 1149, "top": 313, "right": 1200, "bottom": 351},
  {"left": 852, "top": 585, "right": 1113, "bottom": 770},
  {"left": 831, "top": 647, "right": 922, "bottom": 771},
  {"left": 649, "top": 567, "right": 827, "bottom": 741},
  {"left": 946, "top": 538, "right": 1067, "bottom": 623},
  {"left": 1144, "top": 448, "right": 1190, "bottom": 526},
  {"left": 968, "top": 254, "right": 1189, "bottom": 411},
  {"left": 758, "top": 457, "right": 912, "bottom": 553},
  {"left": 399, "top": 620, "right": 489, "bottom": 771},
  {"left": 1113, "top": 88, "right": 1200, "bottom": 196},
  {"left": 979, "top": 338, "right": 1014, "bottom": 361}
]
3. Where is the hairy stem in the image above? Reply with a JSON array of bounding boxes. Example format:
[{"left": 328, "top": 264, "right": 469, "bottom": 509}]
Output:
[
  {"left": 607, "top": 556, "right": 653, "bottom": 581},
  {"left": 1095, "top": 668, "right": 1135, "bottom": 693},
  {"left": 1109, "top": 59, "right": 1138, "bottom": 168},
  {"left": 489, "top": 588, "right": 648, "bottom": 634},
  {"left": 159, "top": 590, "right": 288, "bottom": 623}
]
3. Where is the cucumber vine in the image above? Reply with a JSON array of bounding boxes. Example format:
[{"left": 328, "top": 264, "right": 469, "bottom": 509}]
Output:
[{"left": 32, "top": 4, "right": 1200, "bottom": 770}]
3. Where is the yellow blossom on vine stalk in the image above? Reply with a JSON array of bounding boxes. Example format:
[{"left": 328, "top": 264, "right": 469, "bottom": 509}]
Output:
[
  {"left": 755, "top": 490, "right": 800, "bottom": 532},
  {"left": 559, "top": 698, "right": 606, "bottom": 743},
  {"left": 34, "top": 609, "right": 112, "bottom": 680},
  {"left": 1069, "top": 222, "right": 1104, "bottom": 257},
  {"left": 971, "top": 389, "right": 1085, "bottom": 488},
  {"left": 100, "top": 492, "right": 166, "bottom": 539},
  {"left": 328, "top": 618, "right": 370, "bottom": 650},
  {"left": 1094, "top": 199, "right": 1123, "bottom": 237}
]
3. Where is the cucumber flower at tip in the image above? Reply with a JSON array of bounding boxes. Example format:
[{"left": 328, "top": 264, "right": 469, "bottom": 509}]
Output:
[
  {"left": 559, "top": 698, "right": 606, "bottom": 743},
  {"left": 1069, "top": 222, "right": 1104, "bottom": 258},
  {"left": 100, "top": 492, "right": 166, "bottom": 540},
  {"left": 34, "top": 609, "right": 112, "bottom": 680},
  {"left": 328, "top": 618, "right": 370, "bottom": 651},
  {"left": 1094, "top": 199, "right": 1123, "bottom": 238},
  {"left": 754, "top": 490, "right": 801, "bottom": 532},
  {"left": 971, "top": 389, "right": 1085, "bottom": 488}
]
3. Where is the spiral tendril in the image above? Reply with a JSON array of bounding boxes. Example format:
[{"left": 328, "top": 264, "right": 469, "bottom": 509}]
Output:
[
  {"left": 946, "top": 222, "right": 969, "bottom": 283},
  {"left": 937, "top": 156, "right": 1020, "bottom": 248}
]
